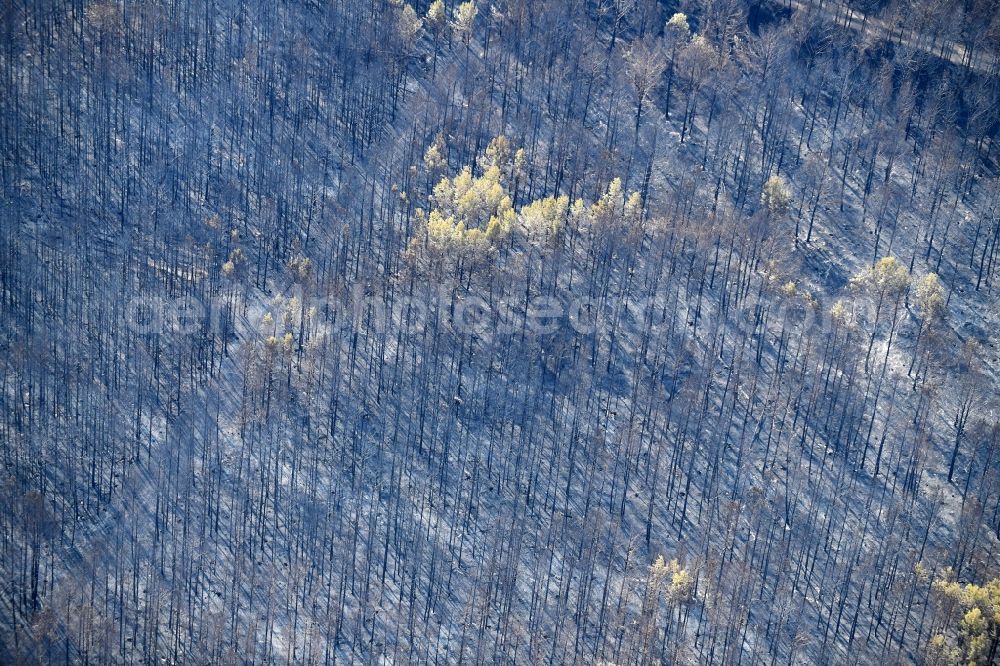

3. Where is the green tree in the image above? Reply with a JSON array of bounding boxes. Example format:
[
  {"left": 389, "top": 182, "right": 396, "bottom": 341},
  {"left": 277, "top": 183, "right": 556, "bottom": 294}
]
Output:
[
  {"left": 426, "top": 0, "right": 446, "bottom": 30},
  {"left": 931, "top": 573, "right": 1000, "bottom": 664},
  {"left": 423, "top": 133, "right": 448, "bottom": 185},
  {"left": 396, "top": 4, "right": 423, "bottom": 51},
  {"left": 452, "top": 1, "right": 477, "bottom": 46},
  {"left": 909, "top": 272, "right": 946, "bottom": 377},
  {"left": 426, "top": 0, "right": 447, "bottom": 73},
  {"left": 519, "top": 195, "right": 569, "bottom": 242},
  {"left": 849, "top": 256, "right": 910, "bottom": 371},
  {"left": 761, "top": 175, "right": 792, "bottom": 218}
]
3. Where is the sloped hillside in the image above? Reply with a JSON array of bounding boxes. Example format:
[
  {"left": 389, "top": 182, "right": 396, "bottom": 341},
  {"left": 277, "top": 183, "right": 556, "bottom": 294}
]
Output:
[{"left": 1, "top": 0, "right": 999, "bottom": 663}]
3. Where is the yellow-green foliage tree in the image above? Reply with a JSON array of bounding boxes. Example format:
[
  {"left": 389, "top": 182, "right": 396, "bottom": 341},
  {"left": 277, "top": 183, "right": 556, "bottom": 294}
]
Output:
[
  {"left": 849, "top": 255, "right": 911, "bottom": 370},
  {"left": 663, "top": 12, "right": 691, "bottom": 118},
  {"left": 410, "top": 138, "right": 640, "bottom": 269},
  {"left": 930, "top": 573, "right": 1000, "bottom": 665},
  {"left": 481, "top": 134, "right": 525, "bottom": 187},
  {"left": 519, "top": 195, "right": 569, "bottom": 247},
  {"left": 425, "top": 0, "right": 447, "bottom": 73},
  {"left": 569, "top": 177, "right": 645, "bottom": 258},
  {"left": 422, "top": 132, "right": 448, "bottom": 186},
  {"left": 639, "top": 555, "right": 695, "bottom": 662},
  {"left": 849, "top": 255, "right": 911, "bottom": 303},
  {"left": 395, "top": 4, "right": 423, "bottom": 52},
  {"left": 426, "top": 0, "right": 445, "bottom": 33},
  {"left": 909, "top": 272, "right": 946, "bottom": 377},
  {"left": 761, "top": 174, "right": 792, "bottom": 218},
  {"left": 413, "top": 137, "right": 518, "bottom": 248},
  {"left": 408, "top": 137, "right": 519, "bottom": 266},
  {"left": 571, "top": 177, "right": 643, "bottom": 231},
  {"left": 452, "top": 1, "right": 477, "bottom": 46},
  {"left": 429, "top": 163, "right": 515, "bottom": 244}
]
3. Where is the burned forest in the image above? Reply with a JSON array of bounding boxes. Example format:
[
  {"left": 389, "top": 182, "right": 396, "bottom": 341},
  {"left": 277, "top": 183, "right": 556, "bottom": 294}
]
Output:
[{"left": 2, "top": 0, "right": 1000, "bottom": 663}]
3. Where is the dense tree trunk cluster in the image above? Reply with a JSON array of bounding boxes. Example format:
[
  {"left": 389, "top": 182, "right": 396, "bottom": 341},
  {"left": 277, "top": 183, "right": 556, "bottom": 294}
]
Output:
[{"left": 1, "top": 0, "right": 998, "bottom": 663}]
